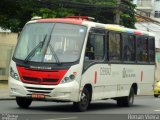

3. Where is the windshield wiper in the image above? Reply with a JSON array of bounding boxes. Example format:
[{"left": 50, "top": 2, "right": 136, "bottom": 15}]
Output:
[
  {"left": 49, "top": 44, "right": 61, "bottom": 65},
  {"left": 24, "top": 34, "right": 47, "bottom": 63}
]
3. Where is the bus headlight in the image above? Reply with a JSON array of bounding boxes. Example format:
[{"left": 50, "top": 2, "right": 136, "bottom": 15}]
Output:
[
  {"left": 61, "top": 74, "right": 76, "bottom": 84},
  {"left": 10, "top": 67, "right": 20, "bottom": 80}
]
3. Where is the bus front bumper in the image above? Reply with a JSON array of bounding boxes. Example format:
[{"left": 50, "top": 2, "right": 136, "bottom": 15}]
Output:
[{"left": 9, "top": 77, "right": 80, "bottom": 102}]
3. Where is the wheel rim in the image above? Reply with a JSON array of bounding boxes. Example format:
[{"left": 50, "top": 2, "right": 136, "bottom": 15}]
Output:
[
  {"left": 80, "top": 92, "right": 88, "bottom": 108},
  {"left": 129, "top": 92, "right": 134, "bottom": 105}
]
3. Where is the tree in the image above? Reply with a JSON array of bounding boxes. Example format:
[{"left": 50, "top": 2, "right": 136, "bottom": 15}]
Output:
[
  {"left": 120, "top": 0, "right": 137, "bottom": 28},
  {"left": 32, "top": 7, "right": 74, "bottom": 18},
  {"left": 0, "top": 0, "right": 38, "bottom": 32},
  {"left": 0, "top": 0, "right": 136, "bottom": 32}
]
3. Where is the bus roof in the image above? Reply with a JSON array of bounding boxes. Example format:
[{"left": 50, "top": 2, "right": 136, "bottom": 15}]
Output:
[{"left": 28, "top": 17, "right": 154, "bottom": 37}]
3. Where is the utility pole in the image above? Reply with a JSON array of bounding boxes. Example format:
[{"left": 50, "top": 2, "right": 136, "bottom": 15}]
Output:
[{"left": 115, "top": 0, "right": 121, "bottom": 24}]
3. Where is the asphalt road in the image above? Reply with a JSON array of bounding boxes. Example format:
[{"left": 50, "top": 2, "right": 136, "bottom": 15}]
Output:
[{"left": 0, "top": 96, "right": 160, "bottom": 120}]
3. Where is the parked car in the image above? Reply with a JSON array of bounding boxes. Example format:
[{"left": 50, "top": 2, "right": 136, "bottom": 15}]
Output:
[{"left": 153, "top": 80, "right": 160, "bottom": 98}]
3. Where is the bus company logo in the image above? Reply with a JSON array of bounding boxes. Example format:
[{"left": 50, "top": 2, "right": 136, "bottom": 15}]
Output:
[
  {"left": 100, "top": 67, "right": 111, "bottom": 75},
  {"left": 30, "top": 66, "right": 52, "bottom": 70},
  {"left": 122, "top": 68, "right": 136, "bottom": 78}
]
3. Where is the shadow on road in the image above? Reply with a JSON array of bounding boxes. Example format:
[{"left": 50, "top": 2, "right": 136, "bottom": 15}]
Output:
[{"left": 11, "top": 101, "right": 146, "bottom": 113}]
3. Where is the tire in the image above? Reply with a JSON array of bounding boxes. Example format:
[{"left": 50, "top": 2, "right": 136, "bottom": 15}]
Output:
[
  {"left": 117, "top": 98, "right": 123, "bottom": 107},
  {"left": 154, "top": 94, "right": 158, "bottom": 98},
  {"left": 16, "top": 97, "right": 32, "bottom": 108},
  {"left": 123, "top": 87, "right": 134, "bottom": 107},
  {"left": 73, "top": 88, "right": 90, "bottom": 112},
  {"left": 117, "top": 87, "right": 134, "bottom": 107}
]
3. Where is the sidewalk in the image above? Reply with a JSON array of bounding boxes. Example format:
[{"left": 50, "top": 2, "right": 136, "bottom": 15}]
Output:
[{"left": 0, "top": 81, "right": 15, "bottom": 100}]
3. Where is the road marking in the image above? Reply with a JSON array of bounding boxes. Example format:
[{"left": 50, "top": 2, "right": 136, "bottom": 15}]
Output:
[
  {"left": 154, "top": 110, "right": 160, "bottom": 112},
  {"left": 155, "top": 98, "right": 160, "bottom": 101},
  {"left": 44, "top": 117, "right": 78, "bottom": 120}
]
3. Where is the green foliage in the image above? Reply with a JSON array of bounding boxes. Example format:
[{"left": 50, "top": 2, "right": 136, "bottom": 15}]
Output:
[
  {"left": 0, "top": 0, "right": 137, "bottom": 32},
  {"left": 120, "top": 0, "right": 137, "bottom": 28},
  {"left": 95, "top": 0, "right": 116, "bottom": 6},
  {"left": 32, "top": 8, "right": 57, "bottom": 18},
  {"left": 32, "top": 8, "right": 74, "bottom": 18},
  {"left": 54, "top": 8, "right": 75, "bottom": 18},
  {"left": 0, "top": 0, "right": 37, "bottom": 32}
]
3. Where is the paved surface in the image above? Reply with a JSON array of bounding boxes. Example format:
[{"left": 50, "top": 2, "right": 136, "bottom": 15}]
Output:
[
  {"left": 0, "top": 81, "right": 159, "bottom": 120},
  {"left": 0, "top": 82, "right": 12, "bottom": 100},
  {"left": 0, "top": 96, "right": 160, "bottom": 120},
  {"left": 0, "top": 81, "right": 15, "bottom": 100}
]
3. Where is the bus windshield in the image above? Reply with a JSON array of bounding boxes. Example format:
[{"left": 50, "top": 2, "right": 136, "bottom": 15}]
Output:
[{"left": 14, "top": 23, "right": 87, "bottom": 63}]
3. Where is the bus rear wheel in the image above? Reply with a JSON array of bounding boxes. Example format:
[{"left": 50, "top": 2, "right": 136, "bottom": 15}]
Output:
[
  {"left": 73, "top": 88, "right": 90, "bottom": 112},
  {"left": 16, "top": 97, "right": 32, "bottom": 108},
  {"left": 117, "top": 87, "right": 134, "bottom": 107}
]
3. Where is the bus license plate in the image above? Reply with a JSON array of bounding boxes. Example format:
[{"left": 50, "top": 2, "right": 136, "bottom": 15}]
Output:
[{"left": 32, "top": 93, "right": 45, "bottom": 99}]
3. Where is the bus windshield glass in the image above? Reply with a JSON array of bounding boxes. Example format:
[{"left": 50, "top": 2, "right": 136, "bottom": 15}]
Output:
[{"left": 14, "top": 23, "right": 87, "bottom": 63}]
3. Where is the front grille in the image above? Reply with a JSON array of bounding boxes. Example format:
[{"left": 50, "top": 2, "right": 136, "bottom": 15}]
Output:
[
  {"left": 17, "top": 66, "right": 68, "bottom": 85},
  {"left": 23, "top": 77, "right": 59, "bottom": 84},
  {"left": 25, "top": 86, "right": 54, "bottom": 94},
  {"left": 23, "top": 77, "right": 41, "bottom": 82},
  {"left": 43, "top": 78, "right": 59, "bottom": 82}
]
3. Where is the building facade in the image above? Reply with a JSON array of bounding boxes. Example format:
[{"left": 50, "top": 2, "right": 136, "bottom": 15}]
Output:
[
  {"left": 153, "top": 0, "right": 160, "bottom": 19},
  {"left": 134, "top": 0, "right": 154, "bottom": 17},
  {"left": 133, "top": 0, "right": 160, "bottom": 20}
]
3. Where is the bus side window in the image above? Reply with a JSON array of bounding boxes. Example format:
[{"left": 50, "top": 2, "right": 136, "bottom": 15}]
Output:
[
  {"left": 137, "top": 36, "right": 149, "bottom": 62},
  {"left": 143, "top": 37, "right": 149, "bottom": 62},
  {"left": 85, "top": 31, "right": 105, "bottom": 61},
  {"left": 136, "top": 36, "right": 143, "bottom": 62},
  {"left": 122, "top": 34, "right": 136, "bottom": 62},
  {"left": 94, "top": 35, "right": 105, "bottom": 60},
  {"left": 85, "top": 34, "right": 95, "bottom": 60},
  {"left": 108, "top": 32, "right": 121, "bottom": 61},
  {"left": 149, "top": 37, "right": 155, "bottom": 63}
]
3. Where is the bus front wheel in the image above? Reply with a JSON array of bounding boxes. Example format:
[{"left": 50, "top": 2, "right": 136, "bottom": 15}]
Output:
[
  {"left": 16, "top": 97, "right": 32, "bottom": 108},
  {"left": 73, "top": 88, "right": 90, "bottom": 112}
]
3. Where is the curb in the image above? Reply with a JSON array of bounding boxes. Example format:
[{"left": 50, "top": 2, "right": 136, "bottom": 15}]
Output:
[
  {"left": 0, "top": 97, "right": 15, "bottom": 100},
  {"left": 0, "top": 80, "right": 8, "bottom": 83}
]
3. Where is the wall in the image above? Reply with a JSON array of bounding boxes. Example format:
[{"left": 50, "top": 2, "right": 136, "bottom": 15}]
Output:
[
  {"left": 136, "top": 0, "right": 153, "bottom": 7},
  {"left": 154, "top": 0, "right": 160, "bottom": 11},
  {"left": 0, "top": 33, "right": 18, "bottom": 80}
]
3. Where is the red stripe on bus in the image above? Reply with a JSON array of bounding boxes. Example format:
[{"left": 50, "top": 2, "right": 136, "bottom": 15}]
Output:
[
  {"left": 94, "top": 71, "right": 97, "bottom": 84},
  {"left": 141, "top": 71, "right": 143, "bottom": 81},
  {"left": 17, "top": 66, "right": 68, "bottom": 85},
  {"left": 37, "top": 18, "right": 83, "bottom": 25},
  {"left": 134, "top": 30, "right": 142, "bottom": 35}
]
